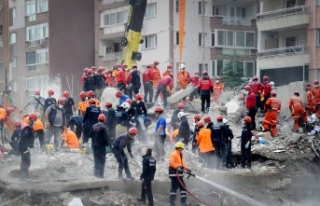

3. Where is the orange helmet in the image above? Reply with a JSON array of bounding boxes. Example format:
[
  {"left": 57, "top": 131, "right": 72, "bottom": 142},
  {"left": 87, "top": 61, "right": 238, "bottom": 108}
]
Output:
[
  {"left": 154, "top": 61, "right": 159, "bottom": 65},
  {"left": 14, "top": 120, "right": 22, "bottom": 127},
  {"left": 62, "top": 91, "right": 69, "bottom": 97},
  {"left": 126, "top": 99, "right": 132, "bottom": 105},
  {"left": 105, "top": 101, "right": 112, "bottom": 107},
  {"left": 195, "top": 71, "right": 199, "bottom": 75},
  {"left": 197, "top": 121, "right": 204, "bottom": 128},
  {"left": 89, "top": 98, "right": 96, "bottom": 104},
  {"left": 122, "top": 64, "right": 128, "bottom": 69},
  {"left": 87, "top": 90, "right": 95, "bottom": 98},
  {"left": 79, "top": 91, "right": 86, "bottom": 98},
  {"left": 244, "top": 116, "right": 252, "bottom": 123},
  {"left": 185, "top": 96, "right": 190, "bottom": 102},
  {"left": 216, "top": 76, "right": 221, "bottom": 80},
  {"left": 115, "top": 91, "right": 122, "bottom": 98},
  {"left": 29, "top": 113, "right": 38, "bottom": 121},
  {"left": 34, "top": 90, "right": 40, "bottom": 95},
  {"left": 216, "top": 115, "right": 223, "bottom": 121},
  {"left": 98, "top": 114, "right": 106, "bottom": 122},
  {"left": 98, "top": 66, "right": 105, "bottom": 73},
  {"left": 154, "top": 106, "right": 164, "bottom": 113},
  {"left": 87, "top": 69, "right": 93, "bottom": 74},
  {"left": 167, "top": 64, "right": 173, "bottom": 69},
  {"left": 306, "top": 82, "right": 312, "bottom": 87},
  {"left": 48, "top": 89, "right": 54, "bottom": 95},
  {"left": 204, "top": 116, "right": 211, "bottom": 123},
  {"left": 178, "top": 103, "right": 184, "bottom": 109},
  {"left": 194, "top": 114, "right": 201, "bottom": 121},
  {"left": 135, "top": 93, "right": 143, "bottom": 101},
  {"left": 58, "top": 98, "right": 65, "bottom": 105},
  {"left": 128, "top": 127, "right": 138, "bottom": 135},
  {"left": 132, "top": 64, "right": 137, "bottom": 68}
]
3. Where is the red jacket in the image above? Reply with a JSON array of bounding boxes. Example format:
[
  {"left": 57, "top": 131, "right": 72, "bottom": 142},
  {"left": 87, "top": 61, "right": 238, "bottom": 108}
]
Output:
[
  {"left": 81, "top": 73, "right": 86, "bottom": 85},
  {"left": 116, "top": 69, "right": 126, "bottom": 84},
  {"left": 106, "top": 75, "right": 114, "bottom": 87},
  {"left": 263, "top": 82, "right": 272, "bottom": 97},
  {"left": 188, "top": 76, "right": 199, "bottom": 86},
  {"left": 198, "top": 78, "right": 213, "bottom": 90},
  {"left": 142, "top": 69, "right": 154, "bottom": 82},
  {"left": 250, "top": 81, "right": 264, "bottom": 94},
  {"left": 246, "top": 92, "right": 256, "bottom": 109},
  {"left": 159, "top": 75, "right": 173, "bottom": 90},
  {"left": 126, "top": 71, "right": 132, "bottom": 83}
]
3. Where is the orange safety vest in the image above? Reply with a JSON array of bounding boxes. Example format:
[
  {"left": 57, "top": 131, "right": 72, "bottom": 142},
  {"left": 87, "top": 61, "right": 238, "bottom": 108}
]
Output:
[
  {"left": 22, "top": 116, "right": 44, "bottom": 131},
  {"left": 311, "top": 87, "right": 320, "bottom": 103},
  {"left": 163, "top": 70, "right": 171, "bottom": 77},
  {"left": 0, "top": 108, "right": 7, "bottom": 120},
  {"left": 78, "top": 101, "right": 89, "bottom": 116},
  {"left": 177, "top": 70, "right": 189, "bottom": 89},
  {"left": 112, "top": 69, "right": 119, "bottom": 84},
  {"left": 213, "top": 82, "right": 224, "bottom": 95},
  {"left": 196, "top": 127, "right": 214, "bottom": 152},
  {"left": 151, "top": 67, "right": 161, "bottom": 87},
  {"left": 168, "top": 150, "right": 188, "bottom": 170}
]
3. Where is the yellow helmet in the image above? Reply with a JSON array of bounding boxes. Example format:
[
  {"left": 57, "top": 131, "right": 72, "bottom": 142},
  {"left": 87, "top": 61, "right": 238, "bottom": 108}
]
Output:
[{"left": 175, "top": 142, "right": 185, "bottom": 149}]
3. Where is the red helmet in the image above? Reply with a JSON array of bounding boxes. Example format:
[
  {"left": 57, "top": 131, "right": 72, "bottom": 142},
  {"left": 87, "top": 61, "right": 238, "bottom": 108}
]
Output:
[
  {"left": 194, "top": 114, "right": 201, "bottom": 121},
  {"left": 14, "top": 120, "right": 22, "bottom": 127},
  {"left": 204, "top": 116, "right": 211, "bottom": 123},
  {"left": 98, "top": 66, "right": 105, "bottom": 73},
  {"left": 105, "top": 101, "right": 112, "bottom": 107},
  {"left": 314, "top": 80, "right": 319, "bottom": 85},
  {"left": 122, "top": 64, "right": 128, "bottom": 69},
  {"left": 147, "top": 64, "right": 152, "bottom": 68},
  {"left": 48, "top": 89, "right": 54, "bottom": 95},
  {"left": 62, "top": 91, "right": 69, "bottom": 97},
  {"left": 125, "top": 99, "right": 132, "bottom": 105},
  {"left": 6, "top": 107, "right": 14, "bottom": 113},
  {"left": 88, "top": 98, "right": 96, "bottom": 104},
  {"left": 167, "top": 64, "right": 173, "bottom": 69},
  {"left": 91, "top": 66, "right": 97, "bottom": 70},
  {"left": 178, "top": 103, "right": 184, "bottom": 109},
  {"left": 306, "top": 82, "right": 312, "bottom": 87},
  {"left": 197, "top": 121, "right": 204, "bottom": 128},
  {"left": 195, "top": 71, "right": 199, "bottom": 75},
  {"left": 84, "top": 68, "right": 89, "bottom": 72},
  {"left": 216, "top": 76, "right": 221, "bottom": 80},
  {"left": 128, "top": 127, "right": 138, "bottom": 135},
  {"left": 98, "top": 114, "right": 106, "bottom": 122},
  {"left": 79, "top": 91, "right": 86, "bottom": 98},
  {"left": 132, "top": 64, "right": 137, "bottom": 68},
  {"left": 216, "top": 115, "right": 223, "bottom": 121},
  {"left": 244, "top": 116, "right": 252, "bottom": 123},
  {"left": 115, "top": 91, "right": 122, "bottom": 98},
  {"left": 263, "top": 75, "right": 269, "bottom": 81},
  {"left": 245, "top": 86, "right": 252, "bottom": 91},
  {"left": 202, "top": 71, "right": 208, "bottom": 75},
  {"left": 271, "top": 90, "right": 277, "bottom": 96},
  {"left": 35, "top": 90, "right": 40, "bottom": 95},
  {"left": 87, "top": 90, "right": 95, "bottom": 98},
  {"left": 155, "top": 106, "right": 164, "bottom": 113},
  {"left": 253, "top": 76, "right": 258, "bottom": 81},
  {"left": 58, "top": 98, "right": 65, "bottom": 105},
  {"left": 135, "top": 93, "right": 143, "bottom": 101},
  {"left": 154, "top": 61, "right": 159, "bottom": 65},
  {"left": 29, "top": 113, "right": 38, "bottom": 121},
  {"left": 87, "top": 69, "right": 93, "bottom": 74}
]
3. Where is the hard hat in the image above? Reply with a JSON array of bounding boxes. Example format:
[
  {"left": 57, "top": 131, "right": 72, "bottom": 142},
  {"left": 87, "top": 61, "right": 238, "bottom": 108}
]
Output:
[
  {"left": 204, "top": 115, "right": 211, "bottom": 123},
  {"left": 195, "top": 71, "right": 199, "bottom": 75},
  {"left": 271, "top": 90, "right": 277, "bottom": 96},
  {"left": 243, "top": 116, "right": 252, "bottom": 123},
  {"left": 194, "top": 114, "right": 201, "bottom": 121},
  {"left": 216, "top": 76, "right": 221, "bottom": 80},
  {"left": 263, "top": 75, "right": 269, "bottom": 81},
  {"left": 222, "top": 118, "right": 229, "bottom": 125},
  {"left": 197, "top": 121, "right": 204, "bottom": 128},
  {"left": 115, "top": 91, "right": 122, "bottom": 98},
  {"left": 121, "top": 102, "right": 131, "bottom": 110},
  {"left": 167, "top": 64, "right": 173, "bottom": 69},
  {"left": 135, "top": 93, "right": 143, "bottom": 101},
  {"left": 125, "top": 99, "right": 132, "bottom": 105},
  {"left": 105, "top": 101, "right": 112, "bottom": 107},
  {"left": 87, "top": 90, "right": 95, "bottom": 98},
  {"left": 154, "top": 106, "right": 164, "bottom": 113},
  {"left": 84, "top": 68, "right": 89, "bottom": 72},
  {"left": 178, "top": 103, "right": 184, "bottom": 109},
  {"left": 180, "top": 63, "right": 185, "bottom": 69},
  {"left": 48, "top": 89, "right": 54, "bottom": 95},
  {"left": 147, "top": 64, "right": 152, "bottom": 68},
  {"left": 91, "top": 66, "right": 97, "bottom": 70},
  {"left": 14, "top": 120, "right": 22, "bottom": 127},
  {"left": 253, "top": 76, "right": 258, "bottom": 81},
  {"left": 87, "top": 69, "right": 93, "bottom": 74},
  {"left": 128, "top": 127, "right": 138, "bottom": 135},
  {"left": 294, "top": 91, "right": 300, "bottom": 96},
  {"left": 62, "top": 91, "right": 69, "bottom": 97},
  {"left": 122, "top": 63, "right": 128, "bottom": 68},
  {"left": 216, "top": 115, "right": 223, "bottom": 121},
  {"left": 175, "top": 142, "right": 185, "bottom": 149},
  {"left": 29, "top": 113, "right": 38, "bottom": 121},
  {"left": 270, "top": 81, "right": 275, "bottom": 86},
  {"left": 34, "top": 90, "right": 40, "bottom": 95},
  {"left": 202, "top": 71, "right": 208, "bottom": 75},
  {"left": 116, "top": 62, "right": 121, "bottom": 67},
  {"left": 177, "top": 112, "right": 186, "bottom": 119},
  {"left": 6, "top": 107, "right": 14, "bottom": 113},
  {"left": 98, "top": 66, "right": 105, "bottom": 73},
  {"left": 98, "top": 114, "right": 106, "bottom": 122},
  {"left": 58, "top": 98, "right": 65, "bottom": 105},
  {"left": 132, "top": 64, "right": 137, "bottom": 68},
  {"left": 154, "top": 60, "right": 159, "bottom": 65},
  {"left": 306, "top": 82, "right": 312, "bottom": 87},
  {"left": 79, "top": 91, "right": 86, "bottom": 98},
  {"left": 315, "top": 80, "right": 319, "bottom": 85},
  {"left": 88, "top": 98, "right": 96, "bottom": 104}
]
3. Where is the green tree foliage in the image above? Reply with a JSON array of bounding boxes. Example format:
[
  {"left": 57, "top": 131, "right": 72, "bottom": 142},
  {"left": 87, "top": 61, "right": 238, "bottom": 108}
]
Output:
[{"left": 221, "top": 53, "right": 244, "bottom": 88}]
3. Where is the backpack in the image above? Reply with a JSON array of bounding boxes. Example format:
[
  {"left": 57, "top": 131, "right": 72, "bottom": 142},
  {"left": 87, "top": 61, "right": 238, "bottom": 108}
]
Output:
[{"left": 48, "top": 106, "right": 65, "bottom": 126}]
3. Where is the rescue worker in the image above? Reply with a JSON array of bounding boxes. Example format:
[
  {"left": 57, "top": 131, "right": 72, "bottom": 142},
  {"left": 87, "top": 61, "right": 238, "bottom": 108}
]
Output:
[
  {"left": 154, "top": 74, "right": 174, "bottom": 108},
  {"left": 223, "top": 119, "right": 236, "bottom": 168},
  {"left": 81, "top": 68, "right": 89, "bottom": 86},
  {"left": 177, "top": 64, "right": 190, "bottom": 90},
  {"left": 163, "top": 64, "right": 173, "bottom": 77},
  {"left": 171, "top": 103, "right": 184, "bottom": 130},
  {"left": 196, "top": 121, "right": 214, "bottom": 167},
  {"left": 191, "top": 114, "right": 201, "bottom": 152},
  {"left": 61, "top": 127, "right": 80, "bottom": 149},
  {"left": 177, "top": 112, "right": 190, "bottom": 146},
  {"left": 45, "top": 98, "right": 66, "bottom": 149},
  {"left": 67, "top": 115, "right": 83, "bottom": 139},
  {"left": 82, "top": 98, "right": 101, "bottom": 143},
  {"left": 104, "top": 69, "right": 114, "bottom": 87},
  {"left": 104, "top": 101, "right": 116, "bottom": 143},
  {"left": 9, "top": 120, "right": 22, "bottom": 155},
  {"left": 289, "top": 91, "right": 306, "bottom": 132},
  {"left": 62, "top": 91, "right": 76, "bottom": 123},
  {"left": 115, "top": 102, "right": 131, "bottom": 136},
  {"left": 188, "top": 71, "right": 200, "bottom": 101},
  {"left": 116, "top": 66, "right": 127, "bottom": 93},
  {"left": 240, "top": 116, "right": 253, "bottom": 169},
  {"left": 112, "top": 127, "right": 137, "bottom": 179},
  {"left": 245, "top": 86, "right": 257, "bottom": 130},
  {"left": 142, "top": 64, "right": 154, "bottom": 103},
  {"left": 112, "top": 63, "right": 121, "bottom": 85},
  {"left": 17, "top": 113, "right": 37, "bottom": 181},
  {"left": 132, "top": 93, "right": 148, "bottom": 143},
  {"left": 212, "top": 76, "right": 224, "bottom": 104},
  {"left": 311, "top": 80, "right": 320, "bottom": 110},
  {"left": 78, "top": 91, "right": 89, "bottom": 116},
  {"left": 204, "top": 116, "right": 215, "bottom": 156},
  {"left": 198, "top": 71, "right": 213, "bottom": 114},
  {"left": 43, "top": 89, "right": 56, "bottom": 113},
  {"left": 91, "top": 114, "right": 110, "bottom": 178},
  {"left": 138, "top": 148, "right": 156, "bottom": 206},
  {"left": 211, "top": 115, "right": 228, "bottom": 170},
  {"left": 22, "top": 114, "right": 45, "bottom": 150},
  {"left": 21, "top": 90, "right": 45, "bottom": 117},
  {"left": 94, "top": 66, "right": 106, "bottom": 100},
  {"left": 126, "top": 64, "right": 141, "bottom": 98},
  {"left": 261, "top": 75, "right": 272, "bottom": 113},
  {"left": 154, "top": 106, "right": 166, "bottom": 159},
  {"left": 306, "top": 82, "right": 316, "bottom": 114},
  {"left": 115, "top": 91, "right": 129, "bottom": 105},
  {"left": 151, "top": 61, "right": 161, "bottom": 89},
  {"left": 168, "top": 142, "right": 190, "bottom": 206},
  {"left": 125, "top": 99, "right": 136, "bottom": 121},
  {"left": 87, "top": 90, "right": 100, "bottom": 107},
  {"left": 262, "top": 90, "right": 281, "bottom": 137},
  {"left": 83, "top": 69, "right": 96, "bottom": 92},
  {"left": 249, "top": 76, "right": 265, "bottom": 110}
]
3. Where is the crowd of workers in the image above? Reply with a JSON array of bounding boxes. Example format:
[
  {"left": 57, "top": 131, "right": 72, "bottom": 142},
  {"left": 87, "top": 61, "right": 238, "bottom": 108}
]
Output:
[{"left": 1, "top": 60, "right": 319, "bottom": 206}]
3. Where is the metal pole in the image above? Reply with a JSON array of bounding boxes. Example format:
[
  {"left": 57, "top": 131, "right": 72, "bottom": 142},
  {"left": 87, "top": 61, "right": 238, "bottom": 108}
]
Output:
[{"left": 3, "top": 0, "right": 9, "bottom": 88}]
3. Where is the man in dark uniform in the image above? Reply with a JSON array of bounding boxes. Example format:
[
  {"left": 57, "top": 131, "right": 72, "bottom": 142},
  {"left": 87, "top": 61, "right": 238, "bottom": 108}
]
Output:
[
  {"left": 43, "top": 89, "right": 56, "bottom": 113},
  {"left": 104, "top": 101, "right": 116, "bottom": 143},
  {"left": 67, "top": 115, "right": 83, "bottom": 139},
  {"left": 62, "top": 91, "right": 76, "bottom": 124},
  {"left": 82, "top": 98, "right": 101, "bottom": 143},
  {"left": 83, "top": 69, "right": 96, "bottom": 92},
  {"left": 9, "top": 120, "right": 22, "bottom": 155}
]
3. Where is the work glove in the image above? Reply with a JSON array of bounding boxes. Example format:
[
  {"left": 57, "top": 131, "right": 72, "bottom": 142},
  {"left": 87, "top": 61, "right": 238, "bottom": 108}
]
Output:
[
  {"left": 129, "top": 152, "right": 134, "bottom": 159},
  {"left": 177, "top": 166, "right": 183, "bottom": 172},
  {"left": 186, "top": 169, "right": 192, "bottom": 174}
]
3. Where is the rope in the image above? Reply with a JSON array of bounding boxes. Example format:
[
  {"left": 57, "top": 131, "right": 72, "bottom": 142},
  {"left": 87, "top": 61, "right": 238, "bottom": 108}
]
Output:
[{"left": 175, "top": 170, "right": 213, "bottom": 206}]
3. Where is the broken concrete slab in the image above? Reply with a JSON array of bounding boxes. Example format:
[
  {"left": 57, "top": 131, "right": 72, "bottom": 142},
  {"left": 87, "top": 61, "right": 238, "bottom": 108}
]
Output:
[{"left": 167, "top": 85, "right": 195, "bottom": 105}]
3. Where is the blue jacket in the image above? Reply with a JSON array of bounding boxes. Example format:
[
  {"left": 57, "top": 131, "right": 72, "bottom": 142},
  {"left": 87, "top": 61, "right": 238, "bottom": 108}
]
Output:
[
  {"left": 178, "top": 116, "right": 190, "bottom": 144},
  {"left": 132, "top": 101, "right": 147, "bottom": 116},
  {"left": 83, "top": 76, "right": 96, "bottom": 92},
  {"left": 119, "top": 95, "right": 129, "bottom": 105},
  {"left": 171, "top": 109, "right": 180, "bottom": 123},
  {"left": 141, "top": 154, "right": 156, "bottom": 181},
  {"left": 94, "top": 74, "right": 106, "bottom": 89},
  {"left": 44, "top": 97, "right": 56, "bottom": 113},
  {"left": 112, "top": 134, "right": 133, "bottom": 156},
  {"left": 17, "top": 125, "right": 34, "bottom": 149},
  {"left": 155, "top": 116, "right": 166, "bottom": 135},
  {"left": 115, "top": 108, "right": 130, "bottom": 127},
  {"left": 241, "top": 125, "right": 252, "bottom": 146},
  {"left": 83, "top": 105, "right": 101, "bottom": 129},
  {"left": 11, "top": 127, "right": 21, "bottom": 142},
  {"left": 208, "top": 122, "right": 228, "bottom": 142},
  {"left": 68, "top": 115, "right": 83, "bottom": 127}
]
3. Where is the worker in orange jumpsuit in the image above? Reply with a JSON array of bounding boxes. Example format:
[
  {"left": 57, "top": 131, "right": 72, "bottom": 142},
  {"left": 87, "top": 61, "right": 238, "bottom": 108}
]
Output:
[
  {"left": 163, "top": 64, "right": 173, "bottom": 77},
  {"left": 112, "top": 63, "right": 121, "bottom": 85},
  {"left": 116, "top": 66, "right": 127, "bottom": 94},
  {"left": 306, "top": 82, "right": 316, "bottom": 114},
  {"left": 151, "top": 61, "right": 161, "bottom": 89},
  {"left": 262, "top": 90, "right": 281, "bottom": 137},
  {"left": 212, "top": 76, "right": 224, "bottom": 104},
  {"left": 260, "top": 75, "right": 272, "bottom": 113},
  {"left": 289, "top": 91, "right": 306, "bottom": 132},
  {"left": 177, "top": 64, "right": 190, "bottom": 90},
  {"left": 196, "top": 121, "right": 214, "bottom": 168},
  {"left": 311, "top": 80, "right": 320, "bottom": 110},
  {"left": 61, "top": 127, "right": 80, "bottom": 149}
]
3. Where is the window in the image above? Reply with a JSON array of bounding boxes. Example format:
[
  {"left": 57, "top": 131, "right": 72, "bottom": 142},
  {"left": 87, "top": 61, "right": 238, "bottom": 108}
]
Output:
[
  {"left": 246, "top": 32, "right": 255, "bottom": 47},
  {"left": 37, "top": 0, "right": 48, "bottom": 13},
  {"left": 214, "top": 30, "right": 255, "bottom": 48},
  {"left": 12, "top": 56, "right": 17, "bottom": 67},
  {"left": 211, "top": 61, "right": 215, "bottom": 77},
  {"left": 217, "top": 60, "right": 224, "bottom": 76},
  {"left": 317, "top": 29, "right": 320, "bottom": 45},
  {"left": 10, "top": 32, "right": 16, "bottom": 44},
  {"left": 176, "top": 0, "right": 179, "bottom": 13},
  {"left": 9, "top": 8, "right": 16, "bottom": 26},
  {"left": 0, "top": 63, "right": 4, "bottom": 82},
  {"left": 145, "top": 3, "right": 157, "bottom": 18},
  {"left": 26, "top": 0, "right": 36, "bottom": 16},
  {"left": 244, "top": 62, "right": 255, "bottom": 77},
  {"left": 26, "top": 49, "right": 49, "bottom": 66},
  {"left": 230, "top": 7, "right": 246, "bottom": 18},
  {"left": 199, "top": 33, "right": 207, "bottom": 46},
  {"left": 285, "top": 36, "right": 297, "bottom": 47},
  {"left": 217, "top": 30, "right": 234, "bottom": 46},
  {"left": 199, "top": 63, "right": 208, "bottom": 75},
  {"left": 176, "top": 32, "right": 179, "bottom": 45},
  {"left": 198, "top": 1, "right": 207, "bottom": 15},
  {"left": 102, "top": 10, "right": 128, "bottom": 26},
  {"left": 317, "top": 0, "right": 320, "bottom": 5},
  {"left": 26, "top": 23, "right": 49, "bottom": 41},
  {"left": 211, "top": 31, "right": 215, "bottom": 46},
  {"left": 144, "top": 34, "right": 157, "bottom": 49},
  {"left": 25, "top": 75, "right": 49, "bottom": 91},
  {"left": 236, "top": 31, "right": 245, "bottom": 47}
]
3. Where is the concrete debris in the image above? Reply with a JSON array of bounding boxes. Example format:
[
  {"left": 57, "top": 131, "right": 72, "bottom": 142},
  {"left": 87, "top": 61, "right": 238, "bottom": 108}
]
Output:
[
  {"left": 60, "top": 192, "right": 73, "bottom": 200},
  {"left": 67, "top": 198, "right": 83, "bottom": 206},
  {"left": 280, "top": 125, "right": 293, "bottom": 137},
  {"left": 266, "top": 178, "right": 291, "bottom": 190}
]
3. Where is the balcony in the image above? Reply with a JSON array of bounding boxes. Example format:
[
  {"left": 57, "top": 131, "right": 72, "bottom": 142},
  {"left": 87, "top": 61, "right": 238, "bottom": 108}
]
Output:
[
  {"left": 222, "top": 17, "right": 252, "bottom": 26},
  {"left": 257, "top": 6, "right": 309, "bottom": 31},
  {"left": 102, "top": 52, "right": 122, "bottom": 62},
  {"left": 257, "top": 45, "right": 308, "bottom": 58},
  {"left": 210, "top": 16, "right": 256, "bottom": 30}
]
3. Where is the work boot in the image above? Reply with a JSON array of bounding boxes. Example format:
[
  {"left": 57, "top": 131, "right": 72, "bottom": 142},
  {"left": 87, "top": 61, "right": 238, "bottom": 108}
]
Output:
[
  {"left": 118, "top": 175, "right": 126, "bottom": 180},
  {"left": 127, "top": 176, "right": 135, "bottom": 180},
  {"left": 136, "top": 198, "right": 146, "bottom": 203}
]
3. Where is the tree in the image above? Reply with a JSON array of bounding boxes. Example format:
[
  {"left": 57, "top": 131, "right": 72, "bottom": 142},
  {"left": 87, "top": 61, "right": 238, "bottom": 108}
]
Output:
[{"left": 221, "top": 52, "right": 244, "bottom": 88}]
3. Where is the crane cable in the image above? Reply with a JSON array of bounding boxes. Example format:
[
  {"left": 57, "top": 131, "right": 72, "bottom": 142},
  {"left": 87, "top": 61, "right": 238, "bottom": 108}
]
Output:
[{"left": 175, "top": 170, "right": 213, "bottom": 206}]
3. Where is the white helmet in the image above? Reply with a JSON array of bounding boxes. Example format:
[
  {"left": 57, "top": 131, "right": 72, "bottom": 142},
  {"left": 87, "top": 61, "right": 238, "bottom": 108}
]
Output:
[
  {"left": 177, "top": 112, "right": 186, "bottom": 119},
  {"left": 180, "top": 63, "right": 185, "bottom": 69},
  {"left": 223, "top": 118, "right": 228, "bottom": 125},
  {"left": 270, "top": 81, "right": 275, "bottom": 86},
  {"left": 121, "top": 102, "right": 131, "bottom": 111}
]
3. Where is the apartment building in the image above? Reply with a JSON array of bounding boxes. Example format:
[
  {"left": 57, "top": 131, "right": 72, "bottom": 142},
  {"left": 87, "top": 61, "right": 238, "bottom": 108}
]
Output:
[{"left": 8, "top": 0, "right": 94, "bottom": 109}]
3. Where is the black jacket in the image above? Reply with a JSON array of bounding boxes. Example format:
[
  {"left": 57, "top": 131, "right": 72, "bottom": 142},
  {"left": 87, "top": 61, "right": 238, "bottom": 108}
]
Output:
[
  {"left": 112, "top": 134, "right": 133, "bottom": 156},
  {"left": 11, "top": 127, "right": 21, "bottom": 142},
  {"left": 141, "top": 154, "right": 156, "bottom": 181},
  {"left": 90, "top": 123, "right": 110, "bottom": 147},
  {"left": 17, "top": 125, "right": 34, "bottom": 149},
  {"left": 115, "top": 108, "right": 130, "bottom": 127},
  {"left": 210, "top": 122, "right": 228, "bottom": 142},
  {"left": 241, "top": 125, "right": 252, "bottom": 146},
  {"left": 68, "top": 115, "right": 83, "bottom": 127},
  {"left": 178, "top": 116, "right": 190, "bottom": 144},
  {"left": 83, "top": 105, "right": 101, "bottom": 129},
  {"left": 94, "top": 74, "right": 106, "bottom": 89},
  {"left": 83, "top": 76, "right": 96, "bottom": 92},
  {"left": 226, "top": 125, "right": 234, "bottom": 143},
  {"left": 132, "top": 101, "right": 147, "bottom": 116},
  {"left": 102, "top": 108, "right": 116, "bottom": 129},
  {"left": 130, "top": 70, "right": 141, "bottom": 89}
]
